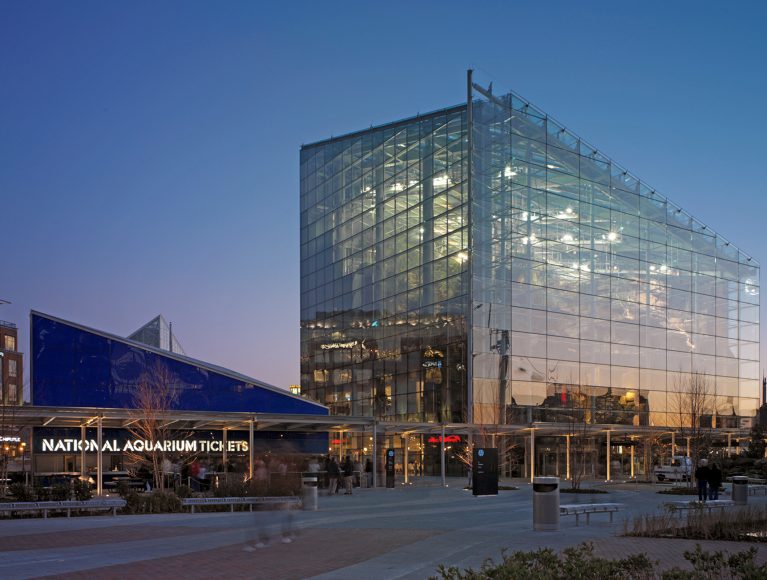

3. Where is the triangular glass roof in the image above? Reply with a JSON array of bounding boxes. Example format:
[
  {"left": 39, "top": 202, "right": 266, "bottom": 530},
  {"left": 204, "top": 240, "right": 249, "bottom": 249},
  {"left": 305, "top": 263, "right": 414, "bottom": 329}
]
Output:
[{"left": 128, "top": 314, "right": 185, "bottom": 355}]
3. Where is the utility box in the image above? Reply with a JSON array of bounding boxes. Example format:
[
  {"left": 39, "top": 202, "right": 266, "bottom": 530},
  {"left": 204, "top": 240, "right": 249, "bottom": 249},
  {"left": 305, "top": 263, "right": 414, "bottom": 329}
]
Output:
[
  {"left": 533, "top": 476, "right": 560, "bottom": 531},
  {"left": 732, "top": 476, "right": 748, "bottom": 506}
]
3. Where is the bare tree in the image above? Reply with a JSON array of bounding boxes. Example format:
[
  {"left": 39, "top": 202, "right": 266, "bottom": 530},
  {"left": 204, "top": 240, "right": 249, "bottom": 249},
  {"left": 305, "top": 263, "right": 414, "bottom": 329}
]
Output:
[
  {"left": 124, "top": 363, "right": 181, "bottom": 491},
  {"left": 668, "top": 371, "right": 714, "bottom": 484}
]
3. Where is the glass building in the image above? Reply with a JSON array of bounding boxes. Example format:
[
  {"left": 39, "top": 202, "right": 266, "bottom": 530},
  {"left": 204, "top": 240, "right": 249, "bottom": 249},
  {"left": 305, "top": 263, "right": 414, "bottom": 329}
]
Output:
[{"left": 300, "top": 73, "right": 760, "bottom": 440}]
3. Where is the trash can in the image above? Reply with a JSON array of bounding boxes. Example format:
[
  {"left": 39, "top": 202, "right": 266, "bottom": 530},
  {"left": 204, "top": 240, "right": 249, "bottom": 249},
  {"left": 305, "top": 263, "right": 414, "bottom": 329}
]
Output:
[
  {"left": 533, "top": 476, "right": 560, "bottom": 531},
  {"left": 732, "top": 476, "right": 748, "bottom": 505},
  {"left": 302, "top": 476, "right": 318, "bottom": 511}
]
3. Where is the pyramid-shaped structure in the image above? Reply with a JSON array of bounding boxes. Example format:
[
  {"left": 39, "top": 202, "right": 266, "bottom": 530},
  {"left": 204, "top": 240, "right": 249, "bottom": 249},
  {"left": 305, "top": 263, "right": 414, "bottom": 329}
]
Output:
[{"left": 128, "top": 314, "right": 185, "bottom": 355}]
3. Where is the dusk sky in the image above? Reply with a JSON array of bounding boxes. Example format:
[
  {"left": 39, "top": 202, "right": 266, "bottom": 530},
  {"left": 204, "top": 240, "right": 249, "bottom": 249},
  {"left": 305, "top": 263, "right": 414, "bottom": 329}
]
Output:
[{"left": 2, "top": 1, "right": 766, "bottom": 394}]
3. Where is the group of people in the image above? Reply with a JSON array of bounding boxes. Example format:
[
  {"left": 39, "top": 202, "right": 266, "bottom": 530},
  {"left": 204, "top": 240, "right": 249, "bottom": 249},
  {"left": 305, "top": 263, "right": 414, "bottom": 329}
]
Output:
[
  {"left": 694, "top": 459, "right": 723, "bottom": 501},
  {"left": 324, "top": 455, "right": 370, "bottom": 495}
]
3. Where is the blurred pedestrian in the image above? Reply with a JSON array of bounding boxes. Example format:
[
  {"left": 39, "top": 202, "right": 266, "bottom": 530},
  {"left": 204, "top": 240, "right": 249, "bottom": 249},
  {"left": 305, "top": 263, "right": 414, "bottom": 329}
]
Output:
[
  {"left": 695, "top": 458, "right": 709, "bottom": 502},
  {"left": 327, "top": 457, "right": 341, "bottom": 495},
  {"left": 342, "top": 455, "right": 354, "bottom": 495},
  {"left": 708, "top": 462, "right": 722, "bottom": 500}
]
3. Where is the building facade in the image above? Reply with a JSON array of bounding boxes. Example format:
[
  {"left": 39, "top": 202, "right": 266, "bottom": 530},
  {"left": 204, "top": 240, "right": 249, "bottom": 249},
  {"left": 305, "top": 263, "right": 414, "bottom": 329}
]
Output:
[
  {"left": 0, "top": 319, "right": 23, "bottom": 405},
  {"left": 30, "top": 311, "right": 328, "bottom": 476},
  {"left": 300, "top": 73, "right": 760, "bottom": 438}
]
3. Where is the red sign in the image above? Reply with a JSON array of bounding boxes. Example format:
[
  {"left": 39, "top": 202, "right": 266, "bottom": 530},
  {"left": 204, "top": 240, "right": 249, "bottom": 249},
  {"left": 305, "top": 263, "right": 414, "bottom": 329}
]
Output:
[
  {"left": 428, "top": 435, "right": 461, "bottom": 444},
  {"left": 331, "top": 439, "right": 341, "bottom": 444}
]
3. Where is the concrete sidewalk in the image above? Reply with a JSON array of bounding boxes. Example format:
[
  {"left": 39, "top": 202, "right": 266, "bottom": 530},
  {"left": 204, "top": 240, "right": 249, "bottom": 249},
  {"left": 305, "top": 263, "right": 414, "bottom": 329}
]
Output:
[{"left": 0, "top": 480, "right": 763, "bottom": 579}]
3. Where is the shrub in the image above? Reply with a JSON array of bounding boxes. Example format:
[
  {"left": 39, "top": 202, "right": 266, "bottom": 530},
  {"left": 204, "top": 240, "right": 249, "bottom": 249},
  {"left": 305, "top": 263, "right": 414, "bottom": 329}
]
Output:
[
  {"left": 432, "top": 542, "right": 767, "bottom": 579},
  {"left": 148, "top": 491, "right": 181, "bottom": 513},
  {"left": 116, "top": 481, "right": 132, "bottom": 498},
  {"left": 8, "top": 483, "right": 35, "bottom": 502},
  {"left": 175, "top": 484, "right": 193, "bottom": 499},
  {"left": 431, "top": 542, "right": 655, "bottom": 579},
  {"left": 51, "top": 484, "right": 69, "bottom": 501},
  {"left": 73, "top": 480, "right": 92, "bottom": 501}
]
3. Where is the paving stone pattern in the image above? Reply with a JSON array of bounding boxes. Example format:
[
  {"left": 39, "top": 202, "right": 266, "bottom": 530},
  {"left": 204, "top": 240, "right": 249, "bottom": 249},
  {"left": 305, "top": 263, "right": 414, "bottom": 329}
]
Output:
[{"left": 0, "top": 479, "right": 763, "bottom": 579}]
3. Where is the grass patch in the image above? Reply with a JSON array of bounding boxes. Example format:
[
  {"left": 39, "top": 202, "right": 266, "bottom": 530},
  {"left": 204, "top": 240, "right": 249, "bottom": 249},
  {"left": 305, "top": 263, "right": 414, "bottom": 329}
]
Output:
[
  {"left": 625, "top": 505, "right": 767, "bottom": 541},
  {"left": 657, "top": 487, "right": 699, "bottom": 496},
  {"left": 463, "top": 485, "right": 519, "bottom": 491}
]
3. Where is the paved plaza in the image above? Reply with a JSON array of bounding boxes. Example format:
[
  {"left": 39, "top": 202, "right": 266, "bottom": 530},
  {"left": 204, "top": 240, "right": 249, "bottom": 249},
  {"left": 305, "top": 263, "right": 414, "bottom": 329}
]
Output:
[{"left": 1, "top": 480, "right": 766, "bottom": 579}]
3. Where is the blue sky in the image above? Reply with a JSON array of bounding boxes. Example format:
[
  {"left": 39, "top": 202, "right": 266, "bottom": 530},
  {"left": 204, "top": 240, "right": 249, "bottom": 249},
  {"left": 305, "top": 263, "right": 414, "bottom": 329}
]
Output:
[{"left": 1, "top": 1, "right": 766, "bottom": 392}]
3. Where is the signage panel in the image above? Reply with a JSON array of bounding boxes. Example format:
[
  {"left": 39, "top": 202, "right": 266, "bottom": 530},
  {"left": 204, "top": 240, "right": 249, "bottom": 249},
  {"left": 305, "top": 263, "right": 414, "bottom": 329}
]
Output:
[
  {"left": 385, "top": 448, "right": 396, "bottom": 488},
  {"left": 472, "top": 447, "right": 498, "bottom": 496}
]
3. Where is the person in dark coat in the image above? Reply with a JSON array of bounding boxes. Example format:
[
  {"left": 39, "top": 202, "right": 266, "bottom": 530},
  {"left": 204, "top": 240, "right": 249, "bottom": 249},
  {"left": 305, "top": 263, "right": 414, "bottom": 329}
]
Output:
[
  {"left": 695, "top": 458, "right": 710, "bottom": 502},
  {"left": 342, "top": 455, "right": 354, "bottom": 495},
  {"left": 327, "top": 457, "right": 341, "bottom": 496},
  {"left": 708, "top": 462, "right": 722, "bottom": 500}
]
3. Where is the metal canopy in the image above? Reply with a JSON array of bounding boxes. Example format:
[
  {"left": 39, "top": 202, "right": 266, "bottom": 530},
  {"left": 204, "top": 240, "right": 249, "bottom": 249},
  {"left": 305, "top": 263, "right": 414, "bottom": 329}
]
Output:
[{"left": 5, "top": 406, "right": 750, "bottom": 438}]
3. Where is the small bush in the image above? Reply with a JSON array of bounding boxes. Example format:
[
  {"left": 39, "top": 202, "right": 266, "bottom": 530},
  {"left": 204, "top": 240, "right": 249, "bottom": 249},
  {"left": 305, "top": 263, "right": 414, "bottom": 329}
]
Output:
[
  {"left": 73, "top": 480, "right": 92, "bottom": 501},
  {"left": 51, "top": 484, "right": 69, "bottom": 501},
  {"left": 121, "top": 490, "right": 181, "bottom": 514},
  {"left": 431, "top": 542, "right": 655, "bottom": 579},
  {"left": 175, "top": 484, "right": 193, "bottom": 499},
  {"left": 8, "top": 483, "right": 35, "bottom": 502},
  {"left": 116, "top": 481, "right": 132, "bottom": 498},
  {"left": 431, "top": 542, "right": 767, "bottom": 579}
]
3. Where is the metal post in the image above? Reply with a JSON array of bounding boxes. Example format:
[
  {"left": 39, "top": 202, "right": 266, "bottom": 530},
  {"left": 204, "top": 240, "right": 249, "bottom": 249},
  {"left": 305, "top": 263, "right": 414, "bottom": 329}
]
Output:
[
  {"left": 530, "top": 429, "right": 535, "bottom": 482},
  {"left": 403, "top": 434, "right": 409, "bottom": 484},
  {"left": 440, "top": 424, "right": 446, "bottom": 487},
  {"left": 566, "top": 435, "right": 571, "bottom": 481},
  {"left": 80, "top": 424, "right": 86, "bottom": 483},
  {"left": 686, "top": 437, "right": 690, "bottom": 458},
  {"left": 466, "top": 68, "right": 474, "bottom": 425},
  {"left": 222, "top": 428, "right": 228, "bottom": 473},
  {"left": 249, "top": 420, "right": 254, "bottom": 480},
  {"left": 728, "top": 432, "right": 732, "bottom": 456},
  {"left": 606, "top": 430, "right": 611, "bottom": 482},
  {"left": 96, "top": 416, "right": 103, "bottom": 496},
  {"left": 630, "top": 443, "right": 635, "bottom": 479},
  {"left": 372, "top": 421, "right": 377, "bottom": 488}
]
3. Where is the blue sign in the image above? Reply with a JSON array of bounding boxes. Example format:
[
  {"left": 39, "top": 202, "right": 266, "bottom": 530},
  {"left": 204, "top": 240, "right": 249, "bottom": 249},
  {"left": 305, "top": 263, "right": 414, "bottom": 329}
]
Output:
[{"left": 478, "top": 449, "right": 485, "bottom": 457}]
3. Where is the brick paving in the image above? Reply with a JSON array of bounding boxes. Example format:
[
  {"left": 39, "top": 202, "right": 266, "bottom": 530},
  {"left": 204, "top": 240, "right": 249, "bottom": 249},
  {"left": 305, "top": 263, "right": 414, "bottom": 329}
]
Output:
[
  {"left": 0, "top": 482, "right": 764, "bottom": 579},
  {"left": 39, "top": 528, "right": 439, "bottom": 580},
  {"left": 0, "top": 525, "right": 216, "bottom": 552}
]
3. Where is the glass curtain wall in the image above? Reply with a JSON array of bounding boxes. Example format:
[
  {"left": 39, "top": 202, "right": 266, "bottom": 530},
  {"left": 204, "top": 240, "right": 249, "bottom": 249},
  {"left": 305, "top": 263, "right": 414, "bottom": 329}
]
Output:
[
  {"left": 469, "top": 80, "right": 760, "bottom": 429},
  {"left": 300, "top": 108, "right": 470, "bottom": 422}
]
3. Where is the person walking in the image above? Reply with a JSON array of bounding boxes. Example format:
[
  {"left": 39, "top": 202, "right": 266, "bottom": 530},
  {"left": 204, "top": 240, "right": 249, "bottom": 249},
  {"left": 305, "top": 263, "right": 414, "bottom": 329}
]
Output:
[
  {"left": 708, "top": 462, "right": 722, "bottom": 500},
  {"left": 695, "top": 458, "right": 710, "bottom": 502},
  {"left": 327, "top": 456, "right": 341, "bottom": 496},
  {"left": 364, "top": 458, "right": 373, "bottom": 488},
  {"left": 342, "top": 455, "right": 354, "bottom": 495}
]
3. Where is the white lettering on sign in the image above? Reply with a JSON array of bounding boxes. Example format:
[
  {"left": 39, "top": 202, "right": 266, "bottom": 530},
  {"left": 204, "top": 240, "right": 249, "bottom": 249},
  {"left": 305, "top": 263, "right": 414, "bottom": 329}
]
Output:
[{"left": 39, "top": 438, "right": 249, "bottom": 453}]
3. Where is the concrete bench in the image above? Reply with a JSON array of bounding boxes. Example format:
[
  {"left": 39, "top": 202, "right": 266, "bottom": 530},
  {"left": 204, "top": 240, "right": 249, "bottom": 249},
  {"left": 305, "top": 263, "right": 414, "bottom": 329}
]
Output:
[
  {"left": 560, "top": 503, "right": 623, "bottom": 526},
  {"left": 0, "top": 499, "right": 126, "bottom": 518},
  {"left": 181, "top": 496, "right": 300, "bottom": 513},
  {"left": 663, "top": 499, "right": 734, "bottom": 517}
]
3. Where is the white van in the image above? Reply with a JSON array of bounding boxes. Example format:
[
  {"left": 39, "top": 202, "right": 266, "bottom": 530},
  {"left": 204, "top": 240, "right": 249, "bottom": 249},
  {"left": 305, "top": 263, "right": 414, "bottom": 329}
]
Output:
[{"left": 654, "top": 456, "right": 692, "bottom": 482}]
